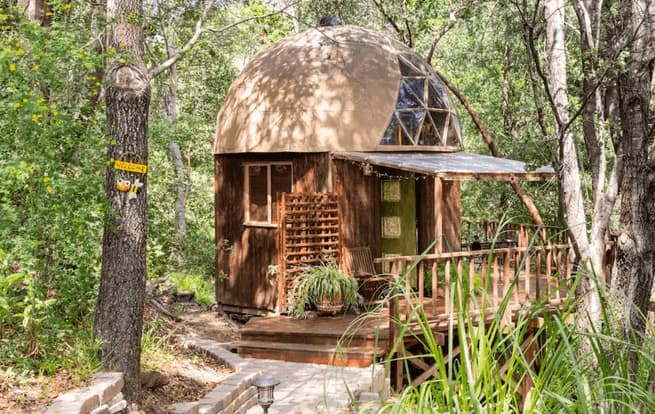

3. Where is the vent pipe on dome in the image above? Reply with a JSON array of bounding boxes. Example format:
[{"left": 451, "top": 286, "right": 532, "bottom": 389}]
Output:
[{"left": 318, "top": 16, "right": 344, "bottom": 26}]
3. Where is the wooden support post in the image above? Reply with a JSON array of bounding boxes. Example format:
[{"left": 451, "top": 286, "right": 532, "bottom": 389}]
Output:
[{"left": 434, "top": 177, "right": 444, "bottom": 253}]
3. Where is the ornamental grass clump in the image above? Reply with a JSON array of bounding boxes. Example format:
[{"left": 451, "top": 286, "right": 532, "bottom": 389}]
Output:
[{"left": 290, "top": 262, "right": 359, "bottom": 319}]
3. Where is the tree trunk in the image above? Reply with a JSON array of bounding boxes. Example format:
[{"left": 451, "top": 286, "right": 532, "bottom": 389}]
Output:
[
  {"left": 158, "top": 44, "right": 188, "bottom": 241},
  {"left": 544, "top": 0, "right": 602, "bottom": 323},
  {"left": 610, "top": 0, "right": 655, "bottom": 341},
  {"left": 94, "top": 0, "right": 149, "bottom": 402},
  {"left": 17, "top": 0, "right": 49, "bottom": 23},
  {"left": 170, "top": 141, "right": 187, "bottom": 240}
]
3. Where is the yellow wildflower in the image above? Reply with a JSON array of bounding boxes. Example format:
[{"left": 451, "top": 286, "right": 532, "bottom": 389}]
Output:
[
  {"left": 33, "top": 64, "right": 39, "bottom": 70},
  {"left": 31, "top": 114, "right": 38, "bottom": 122},
  {"left": 46, "top": 185, "right": 53, "bottom": 193},
  {"left": 52, "top": 111, "right": 58, "bottom": 116},
  {"left": 9, "top": 63, "right": 15, "bottom": 71},
  {"left": 9, "top": 167, "right": 17, "bottom": 174},
  {"left": 13, "top": 102, "right": 20, "bottom": 109},
  {"left": 22, "top": 98, "right": 28, "bottom": 103},
  {"left": 50, "top": 104, "right": 57, "bottom": 110},
  {"left": 16, "top": 48, "right": 25, "bottom": 56},
  {"left": 43, "top": 176, "right": 50, "bottom": 183},
  {"left": 63, "top": 4, "right": 71, "bottom": 9}
]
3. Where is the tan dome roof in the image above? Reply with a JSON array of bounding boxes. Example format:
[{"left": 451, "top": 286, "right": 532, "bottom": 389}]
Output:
[{"left": 213, "top": 25, "right": 461, "bottom": 154}]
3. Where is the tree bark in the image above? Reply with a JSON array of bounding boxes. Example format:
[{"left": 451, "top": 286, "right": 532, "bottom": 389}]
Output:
[
  {"left": 170, "top": 141, "right": 187, "bottom": 240},
  {"left": 544, "top": 0, "right": 602, "bottom": 323},
  {"left": 17, "top": 0, "right": 49, "bottom": 23},
  {"left": 94, "top": 0, "right": 149, "bottom": 402},
  {"left": 610, "top": 0, "right": 655, "bottom": 342}
]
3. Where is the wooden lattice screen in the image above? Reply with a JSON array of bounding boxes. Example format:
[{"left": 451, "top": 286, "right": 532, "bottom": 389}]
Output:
[{"left": 277, "top": 192, "right": 340, "bottom": 312}]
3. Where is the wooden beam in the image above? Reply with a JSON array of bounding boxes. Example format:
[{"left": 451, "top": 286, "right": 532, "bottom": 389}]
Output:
[{"left": 435, "top": 177, "right": 444, "bottom": 253}]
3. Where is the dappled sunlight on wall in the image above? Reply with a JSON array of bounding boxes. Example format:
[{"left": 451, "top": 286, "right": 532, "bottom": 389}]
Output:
[{"left": 214, "top": 25, "right": 402, "bottom": 153}]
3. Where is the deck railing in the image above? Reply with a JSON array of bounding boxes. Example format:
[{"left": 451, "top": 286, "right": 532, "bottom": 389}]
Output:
[
  {"left": 462, "top": 219, "right": 568, "bottom": 247},
  {"left": 373, "top": 244, "right": 574, "bottom": 331}
]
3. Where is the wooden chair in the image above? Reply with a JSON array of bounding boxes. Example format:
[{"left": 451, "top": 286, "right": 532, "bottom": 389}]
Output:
[{"left": 342, "top": 246, "right": 388, "bottom": 304}]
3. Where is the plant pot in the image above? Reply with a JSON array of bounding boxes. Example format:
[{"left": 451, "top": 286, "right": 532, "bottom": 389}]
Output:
[{"left": 315, "top": 296, "right": 344, "bottom": 315}]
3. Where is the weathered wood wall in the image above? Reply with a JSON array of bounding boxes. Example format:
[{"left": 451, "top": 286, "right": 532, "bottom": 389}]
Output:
[
  {"left": 332, "top": 159, "right": 382, "bottom": 259},
  {"left": 417, "top": 177, "right": 461, "bottom": 253},
  {"left": 215, "top": 153, "right": 331, "bottom": 313}
]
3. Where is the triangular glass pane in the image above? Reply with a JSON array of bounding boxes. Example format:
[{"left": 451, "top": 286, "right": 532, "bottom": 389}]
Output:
[
  {"left": 380, "top": 114, "right": 413, "bottom": 145},
  {"left": 430, "top": 110, "right": 449, "bottom": 145},
  {"left": 398, "top": 110, "right": 425, "bottom": 144},
  {"left": 396, "top": 81, "right": 422, "bottom": 109},
  {"left": 404, "top": 78, "right": 425, "bottom": 104},
  {"left": 418, "top": 113, "right": 440, "bottom": 145},
  {"left": 395, "top": 112, "right": 416, "bottom": 145},
  {"left": 428, "top": 82, "right": 446, "bottom": 109},
  {"left": 380, "top": 115, "right": 401, "bottom": 145},
  {"left": 398, "top": 57, "right": 423, "bottom": 76},
  {"left": 445, "top": 113, "right": 462, "bottom": 146}
]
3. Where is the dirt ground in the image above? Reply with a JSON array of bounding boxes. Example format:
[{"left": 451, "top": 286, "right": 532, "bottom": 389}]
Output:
[{"left": 0, "top": 303, "right": 241, "bottom": 414}]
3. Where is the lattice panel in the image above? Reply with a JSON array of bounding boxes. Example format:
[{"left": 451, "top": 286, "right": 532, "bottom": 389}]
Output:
[{"left": 277, "top": 193, "right": 340, "bottom": 312}]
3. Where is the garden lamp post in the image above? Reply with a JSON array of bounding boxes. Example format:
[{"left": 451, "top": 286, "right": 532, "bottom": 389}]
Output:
[{"left": 252, "top": 376, "right": 280, "bottom": 414}]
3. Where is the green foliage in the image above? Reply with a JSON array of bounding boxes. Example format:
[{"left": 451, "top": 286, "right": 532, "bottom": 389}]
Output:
[
  {"left": 0, "top": 3, "right": 105, "bottom": 380},
  {"left": 369, "top": 264, "right": 655, "bottom": 413},
  {"left": 290, "top": 263, "right": 359, "bottom": 319},
  {"left": 169, "top": 272, "right": 215, "bottom": 305},
  {"left": 141, "top": 319, "right": 176, "bottom": 370},
  {"left": 147, "top": 115, "right": 216, "bottom": 279}
]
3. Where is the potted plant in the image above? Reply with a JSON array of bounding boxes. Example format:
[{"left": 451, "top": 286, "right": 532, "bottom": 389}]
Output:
[{"left": 290, "top": 262, "right": 359, "bottom": 319}]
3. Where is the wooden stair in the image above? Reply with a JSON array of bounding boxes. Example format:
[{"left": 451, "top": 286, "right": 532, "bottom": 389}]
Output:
[{"left": 238, "top": 314, "right": 389, "bottom": 367}]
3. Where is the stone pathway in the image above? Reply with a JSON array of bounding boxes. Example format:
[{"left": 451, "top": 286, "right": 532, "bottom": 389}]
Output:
[{"left": 187, "top": 337, "right": 387, "bottom": 414}]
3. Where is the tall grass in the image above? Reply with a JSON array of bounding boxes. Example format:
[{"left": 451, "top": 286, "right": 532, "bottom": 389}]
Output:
[{"left": 352, "top": 235, "right": 655, "bottom": 413}]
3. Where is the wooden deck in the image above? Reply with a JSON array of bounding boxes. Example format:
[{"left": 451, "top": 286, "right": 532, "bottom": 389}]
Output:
[{"left": 237, "top": 244, "right": 576, "bottom": 369}]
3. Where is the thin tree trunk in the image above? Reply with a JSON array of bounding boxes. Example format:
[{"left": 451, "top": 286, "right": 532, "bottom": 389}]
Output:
[
  {"left": 94, "top": 0, "right": 149, "bottom": 402},
  {"left": 544, "top": 0, "right": 602, "bottom": 323},
  {"left": 502, "top": 44, "right": 512, "bottom": 134},
  {"left": 170, "top": 141, "right": 187, "bottom": 240},
  {"left": 17, "top": 0, "right": 49, "bottom": 23}
]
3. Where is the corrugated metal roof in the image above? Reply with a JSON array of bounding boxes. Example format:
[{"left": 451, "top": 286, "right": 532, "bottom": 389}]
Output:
[{"left": 332, "top": 151, "right": 555, "bottom": 180}]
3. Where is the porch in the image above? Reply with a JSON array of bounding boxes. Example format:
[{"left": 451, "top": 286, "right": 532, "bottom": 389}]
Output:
[{"left": 238, "top": 240, "right": 576, "bottom": 383}]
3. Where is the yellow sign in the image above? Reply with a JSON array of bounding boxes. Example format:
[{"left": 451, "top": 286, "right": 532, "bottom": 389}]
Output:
[{"left": 115, "top": 160, "right": 147, "bottom": 174}]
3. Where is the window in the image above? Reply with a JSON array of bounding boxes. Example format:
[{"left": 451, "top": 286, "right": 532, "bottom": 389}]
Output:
[
  {"left": 380, "top": 55, "right": 462, "bottom": 148},
  {"left": 244, "top": 162, "right": 293, "bottom": 225}
]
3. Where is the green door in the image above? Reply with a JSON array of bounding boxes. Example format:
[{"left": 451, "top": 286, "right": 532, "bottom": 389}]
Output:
[{"left": 380, "top": 176, "right": 417, "bottom": 268}]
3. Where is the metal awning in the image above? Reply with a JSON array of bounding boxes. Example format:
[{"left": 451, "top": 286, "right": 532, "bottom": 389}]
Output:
[{"left": 332, "top": 151, "right": 555, "bottom": 181}]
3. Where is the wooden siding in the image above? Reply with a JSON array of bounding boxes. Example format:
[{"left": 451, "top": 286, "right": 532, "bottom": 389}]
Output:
[
  {"left": 417, "top": 177, "right": 461, "bottom": 253},
  {"left": 333, "top": 159, "right": 381, "bottom": 259},
  {"left": 215, "top": 153, "right": 331, "bottom": 313}
]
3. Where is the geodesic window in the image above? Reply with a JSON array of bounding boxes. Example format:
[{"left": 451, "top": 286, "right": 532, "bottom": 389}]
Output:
[{"left": 380, "top": 55, "right": 462, "bottom": 148}]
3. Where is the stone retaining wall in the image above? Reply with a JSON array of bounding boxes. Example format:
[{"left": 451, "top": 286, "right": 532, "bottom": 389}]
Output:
[
  {"left": 44, "top": 372, "right": 126, "bottom": 414},
  {"left": 182, "top": 337, "right": 262, "bottom": 414}
]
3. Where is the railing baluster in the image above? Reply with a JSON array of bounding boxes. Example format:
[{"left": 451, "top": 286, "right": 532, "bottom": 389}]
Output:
[
  {"left": 468, "top": 255, "right": 475, "bottom": 310},
  {"left": 445, "top": 259, "right": 451, "bottom": 317},
  {"left": 431, "top": 261, "right": 438, "bottom": 315},
  {"left": 492, "top": 254, "right": 500, "bottom": 301},
  {"left": 546, "top": 247, "right": 553, "bottom": 303},
  {"left": 524, "top": 250, "right": 531, "bottom": 301},
  {"left": 404, "top": 260, "right": 411, "bottom": 319},
  {"left": 418, "top": 261, "right": 425, "bottom": 308}
]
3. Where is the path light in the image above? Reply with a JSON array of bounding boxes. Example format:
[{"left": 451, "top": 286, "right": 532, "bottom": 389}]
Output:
[{"left": 252, "top": 376, "right": 280, "bottom": 414}]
